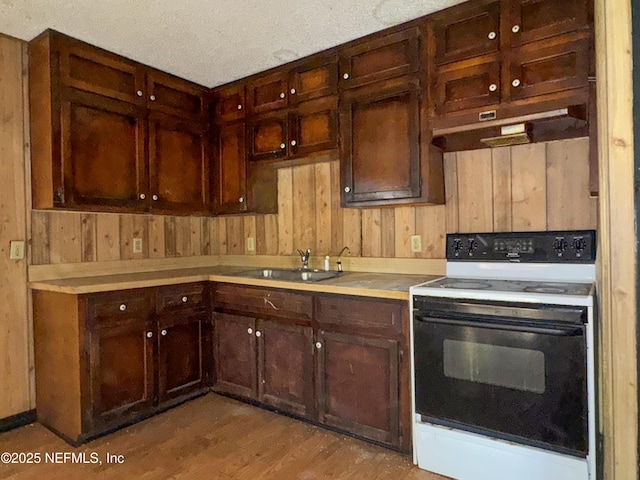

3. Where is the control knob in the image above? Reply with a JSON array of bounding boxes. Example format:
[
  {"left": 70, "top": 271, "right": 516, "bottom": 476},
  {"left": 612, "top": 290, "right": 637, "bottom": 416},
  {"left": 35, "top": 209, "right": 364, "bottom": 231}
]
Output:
[
  {"left": 552, "top": 238, "right": 568, "bottom": 256},
  {"left": 572, "top": 237, "right": 587, "bottom": 257},
  {"left": 451, "top": 239, "right": 463, "bottom": 255},
  {"left": 467, "top": 239, "right": 478, "bottom": 256}
]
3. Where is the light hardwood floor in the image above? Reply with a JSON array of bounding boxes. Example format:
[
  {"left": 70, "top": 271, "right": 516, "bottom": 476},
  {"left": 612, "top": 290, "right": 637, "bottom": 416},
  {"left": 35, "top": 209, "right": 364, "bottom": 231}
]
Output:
[{"left": 0, "top": 394, "right": 449, "bottom": 480}]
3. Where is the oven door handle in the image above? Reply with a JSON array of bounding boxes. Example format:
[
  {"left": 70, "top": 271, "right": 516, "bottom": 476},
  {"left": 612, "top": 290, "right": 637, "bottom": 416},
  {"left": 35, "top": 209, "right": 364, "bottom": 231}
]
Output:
[{"left": 414, "top": 314, "right": 584, "bottom": 336}]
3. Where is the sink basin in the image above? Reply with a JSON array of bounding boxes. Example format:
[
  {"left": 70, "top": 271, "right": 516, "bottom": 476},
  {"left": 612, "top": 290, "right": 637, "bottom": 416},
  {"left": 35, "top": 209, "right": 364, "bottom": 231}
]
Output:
[{"left": 237, "top": 268, "right": 342, "bottom": 282}]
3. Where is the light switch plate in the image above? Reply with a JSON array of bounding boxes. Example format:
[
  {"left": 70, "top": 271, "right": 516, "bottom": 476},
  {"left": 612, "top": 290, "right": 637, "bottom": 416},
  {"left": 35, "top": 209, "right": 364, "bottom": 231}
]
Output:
[
  {"left": 10, "top": 241, "right": 25, "bottom": 260},
  {"left": 246, "top": 237, "right": 256, "bottom": 252},
  {"left": 133, "top": 238, "right": 143, "bottom": 253},
  {"left": 410, "top": 235, "right": 422, "bottom": 253}
]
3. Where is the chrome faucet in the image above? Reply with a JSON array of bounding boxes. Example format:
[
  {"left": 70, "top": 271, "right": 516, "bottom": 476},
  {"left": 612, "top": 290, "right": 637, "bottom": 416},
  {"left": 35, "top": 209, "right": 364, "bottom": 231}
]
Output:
[
  {"left": 296, "top": 248, "right": 311, "bottom": 269},
  {"left": 336, "top": 246, "right": 350, "bottom": 272}
]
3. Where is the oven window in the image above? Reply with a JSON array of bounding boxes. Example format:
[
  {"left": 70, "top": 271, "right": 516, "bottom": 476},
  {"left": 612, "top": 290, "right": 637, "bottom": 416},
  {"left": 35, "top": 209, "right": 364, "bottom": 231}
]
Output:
[{"left": 443, "top": 340, "right": 545, "bottom": 394}]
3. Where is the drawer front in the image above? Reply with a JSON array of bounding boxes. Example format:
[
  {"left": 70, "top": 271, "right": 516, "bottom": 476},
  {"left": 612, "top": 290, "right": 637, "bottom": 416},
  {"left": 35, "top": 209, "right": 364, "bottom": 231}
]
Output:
[
  {"left": 314, "top": 295, "right": 404, "bottom": 335},
  {"left": 435, "top": 59, "right": 502, "bottom": 115},
  {"left": 213, "top": 284, "right": 312, "bottom": 321},
  {"left": 156, "top": 283, "right": 206, "bottom": 314},
  {"left": 87, "top": 290, "right": 152, "bottom": 325}
]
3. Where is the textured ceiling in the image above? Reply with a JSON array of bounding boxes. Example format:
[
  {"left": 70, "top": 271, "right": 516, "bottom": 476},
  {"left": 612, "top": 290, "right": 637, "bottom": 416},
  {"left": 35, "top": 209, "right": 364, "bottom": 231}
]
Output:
[{"left": 0, "top": 0, "right": 466, "bottom": 88}]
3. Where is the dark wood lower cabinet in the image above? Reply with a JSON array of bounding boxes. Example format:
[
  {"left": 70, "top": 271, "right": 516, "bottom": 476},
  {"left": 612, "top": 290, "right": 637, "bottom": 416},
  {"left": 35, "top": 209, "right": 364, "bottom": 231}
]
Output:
[{"left": 213, "top": 313, "right": 257, "bottom": 398}]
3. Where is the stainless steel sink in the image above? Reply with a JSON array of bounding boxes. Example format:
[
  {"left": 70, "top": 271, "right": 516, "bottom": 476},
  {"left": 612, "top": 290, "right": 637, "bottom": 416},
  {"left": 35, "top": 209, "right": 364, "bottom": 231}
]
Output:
[{"left": 237, "top": 268, "right": 342, "bottom": 282}]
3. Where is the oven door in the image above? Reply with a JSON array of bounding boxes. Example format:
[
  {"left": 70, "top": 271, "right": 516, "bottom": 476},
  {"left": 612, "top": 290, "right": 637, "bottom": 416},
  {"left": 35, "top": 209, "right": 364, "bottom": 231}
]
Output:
[{"left": 413, "top": 297, "right": 588, "bottom": 456}]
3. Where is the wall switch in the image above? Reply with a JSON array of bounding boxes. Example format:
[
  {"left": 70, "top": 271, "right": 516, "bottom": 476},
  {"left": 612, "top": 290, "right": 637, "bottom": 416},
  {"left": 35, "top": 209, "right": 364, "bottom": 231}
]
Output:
[
  {"left": 133, "top": 238, "right": 143, "bottom": 253},
  {"left": 9, "top": 241, "right": 25, "bottom": 260},
  {"left": 410, "top": 235, "right": 422, "bottom": 253},
  {"left": 246, "top": 237, "right": 256, "bottom": 252}
]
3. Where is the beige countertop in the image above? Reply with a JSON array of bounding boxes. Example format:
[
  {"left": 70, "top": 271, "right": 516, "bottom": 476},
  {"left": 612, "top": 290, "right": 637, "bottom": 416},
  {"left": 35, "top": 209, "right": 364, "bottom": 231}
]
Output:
[{"left": 29, "top": 266, "right": 440, "bottom": 300}]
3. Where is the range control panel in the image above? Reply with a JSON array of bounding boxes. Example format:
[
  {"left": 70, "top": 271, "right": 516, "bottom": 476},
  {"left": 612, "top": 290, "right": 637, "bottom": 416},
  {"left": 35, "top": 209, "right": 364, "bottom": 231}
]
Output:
[{"left": 446, "top": 230, "right": 596, "bottom": 262}]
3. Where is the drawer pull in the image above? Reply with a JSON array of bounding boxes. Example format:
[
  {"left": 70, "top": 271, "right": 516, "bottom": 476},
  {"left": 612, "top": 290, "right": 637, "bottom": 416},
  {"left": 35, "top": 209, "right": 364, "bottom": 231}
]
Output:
[
  {"left": 264, "top": 297, "right": 279, "bottom": 310},
  {"left": 279, "top": 92, "right": 286, "bottom": 99},
  {"left": 512, "top": 79, "right": 521, "bottom": 88},
  {"left": 146, "top": 331, "right": 153, "bottom": 338},
  {"left": 512, "top": 25, "right": 520, "bottom": 33},
  {"left": 315, "top": 342, "right": 322, "bottom": 349},
  {"left": 182, "top": 296, "right": 188, "bottom": 303},
  {"left": 248, "top": 328, "right": 253, "bottom": 335},
  {"left": 237, "top": 104, "right": 242, "bottom": 110},
  {"left": 488, "top": 31, "right": 496, "bottom": 40},
  {"left": 161, "top": 329, "right": 167, "bottom": 336},
  {"left": 343, "top": 73, "right": 349, "bottom": 80},
  {"left": 119, "top": 304, "right": 127, "bottom": 311},
  {"left": 255, "top": 331, "right": 262, "bottom": 337},
  {"left": 489, "top": 83, "right": 497, "bottom": 92}
]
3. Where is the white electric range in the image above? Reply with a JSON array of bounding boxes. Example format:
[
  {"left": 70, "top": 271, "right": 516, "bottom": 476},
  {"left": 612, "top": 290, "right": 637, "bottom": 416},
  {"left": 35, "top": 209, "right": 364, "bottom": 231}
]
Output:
[{"left": 410, "top": 230, "right": 597, "bottom": 480}]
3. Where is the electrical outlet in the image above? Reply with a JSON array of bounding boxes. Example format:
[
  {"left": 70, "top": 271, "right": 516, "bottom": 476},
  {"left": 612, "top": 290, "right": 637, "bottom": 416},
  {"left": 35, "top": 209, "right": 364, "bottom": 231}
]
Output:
[
  {"left": 133, "top": 238, "right": 143, "bottom": 254},
  {"left": 410, "top": 235, "right": 422, "bottom": 253},
  {"left": 9, "top": 241, "right": 25, "bottom": 260},
  {"left": 246, "top": 237, "right": 256, "bottom": 252}
]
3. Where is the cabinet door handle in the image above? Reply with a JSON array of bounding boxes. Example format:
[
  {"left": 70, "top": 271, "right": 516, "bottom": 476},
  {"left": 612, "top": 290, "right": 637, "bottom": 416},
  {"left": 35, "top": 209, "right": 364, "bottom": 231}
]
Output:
[
  {"left": 280, "top": 143, "right": 286, "bottom": 149},
  {"left": 181, "top": 296, "right": 188, "bottom": 303},
  {"left": 489, "top": 83, "right": 498, "bottom": 92},
  {"left": 248, "top": 328, "right": 253, "bottom": 335},
  {"left": 291, "top": 140, "right": 297, "bottom": 146},
  {"left": 343, "top": 73, "right": 350, "bottom": 80},
  {"left": 152, "top": 195, "right": 159, "bottom": 201},
  {"left": 146, "top": 331, "right": 153, "bottom": 338},
  {"left": 136, "top": 90, "right": 143, "bottom": 97},
  {"left": 344, "top": 186, "right": 351, "bottom": 193},
  {"left": 119, "top": 304, "right": 127, "bottom": 311},
  {"left": 279, "top": 92, "right": 286, "bottom": 99},
  {"left": 239, "top": 197, "right": 245, "bottom": 203},
  {"left": 315, "top": 342, "right": 322, "bottom": 349},
  {"left": 139, "top": 193, "right": 146, "bottom": 200},
  {"left": 512, "top": 79, "right": 521, "bottom": 88},
  {"left": 255, "top": 331, "right": 262, "bottom": 337},
  {"left": 488, "top": 31, "right": 497, "bottom": 40},
  {"left": 290, "top": 88, "right": 296, "bottom": 95},
  {"left": 512, "top": 25, "right": 520, "bottom": 33},
  {"left": 150, "top": 95, "right": 156, "bottom": 101},
  {"left": 237, "top": 104, "right": 243, "bottom": 110},
  {"left": 161, "top": 329, "right": 168, "bottom": 336}
]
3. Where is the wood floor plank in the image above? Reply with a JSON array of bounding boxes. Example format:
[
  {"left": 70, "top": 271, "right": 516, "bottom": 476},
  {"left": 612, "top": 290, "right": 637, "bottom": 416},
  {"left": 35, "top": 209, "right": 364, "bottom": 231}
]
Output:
[{"left": 0, "top": 395, "right": 450, "bottom": 480}]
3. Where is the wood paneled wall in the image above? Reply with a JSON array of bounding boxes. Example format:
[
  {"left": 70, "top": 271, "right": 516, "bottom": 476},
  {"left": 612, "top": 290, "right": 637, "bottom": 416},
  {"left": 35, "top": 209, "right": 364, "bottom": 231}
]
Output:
[
  {"left": 0, "top": 35, "right": 31, "bottom": 419},
  {"left": 31, "top": 137, "right": 596, "bottom": 266}
]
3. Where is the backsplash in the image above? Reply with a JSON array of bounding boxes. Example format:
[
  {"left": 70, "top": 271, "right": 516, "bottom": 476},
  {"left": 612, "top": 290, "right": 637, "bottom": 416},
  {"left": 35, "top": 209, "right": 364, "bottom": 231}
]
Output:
[{"left": 30, "top": 138, "right": 597, "bottom": 266}]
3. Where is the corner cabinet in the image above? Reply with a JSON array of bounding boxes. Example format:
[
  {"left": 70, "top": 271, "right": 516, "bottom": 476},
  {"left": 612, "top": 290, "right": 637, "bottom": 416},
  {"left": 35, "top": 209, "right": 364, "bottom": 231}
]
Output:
[
  {"left": 33, "top": 283, "right": 210, "bottom": 444},
  {"left": 29, "top": 30, "right": 209, "bottom": 214}
]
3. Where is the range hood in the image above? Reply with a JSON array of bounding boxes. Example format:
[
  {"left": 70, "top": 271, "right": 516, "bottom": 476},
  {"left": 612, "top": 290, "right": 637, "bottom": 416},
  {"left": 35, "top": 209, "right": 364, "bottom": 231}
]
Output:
[{"left": 431, "top": 106, "right": 589, "bottom": 152}]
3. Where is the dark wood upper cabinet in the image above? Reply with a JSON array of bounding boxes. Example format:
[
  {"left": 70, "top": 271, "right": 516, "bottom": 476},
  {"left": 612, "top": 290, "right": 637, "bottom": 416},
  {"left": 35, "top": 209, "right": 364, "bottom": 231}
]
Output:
[
  {"left": 148, "top": 113, "right": 209, "bottom": 214},
  {"left": 435, "top": 59, "right": 502, "bottom": 114},
  {"left": 146, "top": 70, "right": 207, "bottom": 121},
  {"left": 508, "top": 36, "right": 590, "bottom": 102},
  {"left": 340, "top": 28, "right": 420, "bottom": 89},
  {"left": 288, "top": 55, "right": 338, "bottom": 104},
  {"left": 257, "top": 320, "right": 314, "bottom": 418},
  {"left": 247, "top": 70, "right": 289, "bottom": 114},
  {"left": 248, "top": 111, "right": 289, "bottom": 161},
  {"left": 432, "top": 0, "right": 501, "bottom": 65},
  {"left": 60, "top": 89, "right": 147, "bottom": 210},
  {"left": 340, "top": 79, "right": 421, "bottom": 205},
  {"left": 211, "top": 120, "right": 248, "bottom": 214},
  {"left": 214, "top": 82, "right": 246, "bottom": 122},
  {"left": 509, "top": 0, "right": 591, "bottom": 47},
  {"left": 288, "top": 96, "right": 338, "bottom": 158}
]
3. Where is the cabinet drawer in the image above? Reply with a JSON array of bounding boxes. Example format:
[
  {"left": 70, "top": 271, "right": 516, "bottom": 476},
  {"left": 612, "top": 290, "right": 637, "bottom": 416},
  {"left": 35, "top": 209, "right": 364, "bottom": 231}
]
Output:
[
  {"left": 213, "top": 284, "right": 312, "bottom": 321},
  {"left": 434, "top": 59, "right": 502, "bottom": 114},
  {"left": 156, "top": 283, "right": 206, "bottom": 314},
  {"left": 314, "top": 295, "right": 404, "bottom": 335},
  {"left": 87, "top": 290, "right": 151, "bottom": 325}
]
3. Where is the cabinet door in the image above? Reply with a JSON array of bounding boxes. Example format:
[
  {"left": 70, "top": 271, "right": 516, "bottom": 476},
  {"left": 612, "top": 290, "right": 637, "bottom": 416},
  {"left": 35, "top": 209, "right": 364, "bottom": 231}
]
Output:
[
  {"left": 214, "top": 82, "right": 246, "bottom": 122},
  {"left": 158, "top": 313, "right": 209, "bottom": 403},
  {"left": 508, "top": 37, "right": 590, "bottom": 102},
  {"left": 61, "top": 90, "right": 147, "bottom": 210},
  {"left": 146, "top": 70, "right": 207, "bottom": 121},
  {"left": 434, "top": 59, "right": 502, "bottom": 115},
  {"left": 340, "top": 28, "right": 420, "bottom": 89},
  {"left": 432, "top": 1, "right": 500, "bottom": 65},
  {"left": 288, "top": 55, "right": 338, "bottom": 104},
  {"left": 509, "top": 0, "right": 591, "bottom": 47},
  {"left": 213, "top": 313, "right": 257, "bottom": 399},
  {"left": 148, "top": 112, "right": 209, "bottom": 214},
  {"left": 58, "top": 33, "right": 145, "bottom": 105},
  {"left": 248, "top": 112, "right": 288, "bottom": 161},
  {"left": 88, "top": 320, "right": 155, "bottom": 432},
  {"left": 340, "top": 79, "right": 420, "bottom": 205},
  {"left": 288, "top": 97, "right": 338, "bottom": 158},
  {"left": 212, "top": 120, "right": 247, "bottom": 214},
  {"left": 247, "top": 70, "right": 289, "bottom": 114},
  {"left": 315, "top": 330, "right": 400, "bottom": 447},
  {"left": 257, "top": 321, "right": 314, "bottom": 418}
]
